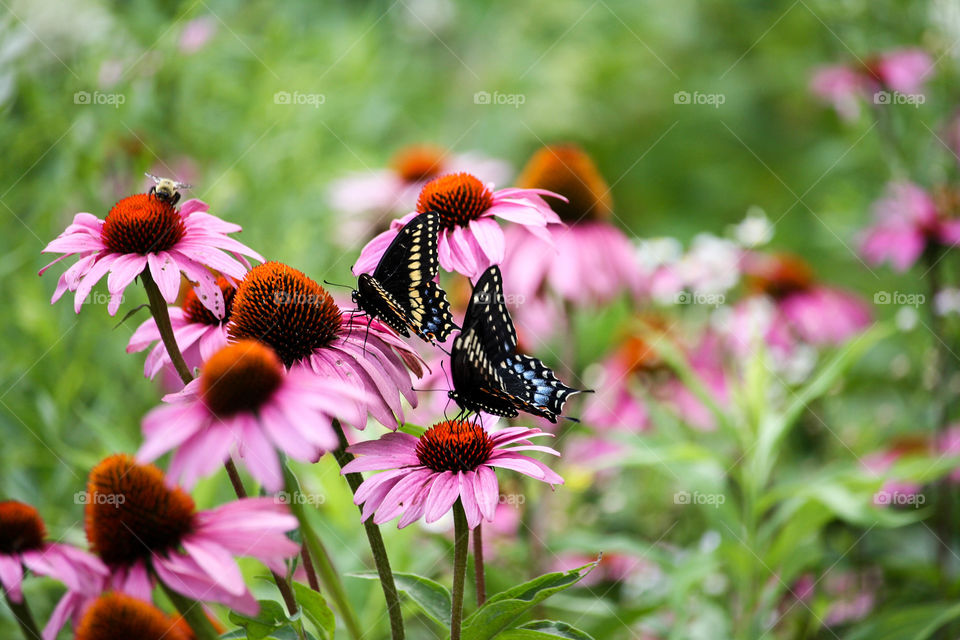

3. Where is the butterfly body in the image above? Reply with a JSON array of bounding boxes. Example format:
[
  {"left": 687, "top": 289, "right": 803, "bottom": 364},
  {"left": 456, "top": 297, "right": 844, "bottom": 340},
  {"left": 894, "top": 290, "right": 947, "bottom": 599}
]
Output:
[
  {"left": 352, "top": 211, "right": 456, "bottom": 344},
  {"left": 449, "top": 265, "right": 582, "bottom": 422}
]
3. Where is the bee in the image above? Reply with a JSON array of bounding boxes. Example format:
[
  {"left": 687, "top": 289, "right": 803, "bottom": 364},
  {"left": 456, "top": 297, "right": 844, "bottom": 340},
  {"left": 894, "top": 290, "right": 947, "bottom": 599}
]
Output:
[{"left": 145, "top": 172, "right": 192, "bottom": 205}]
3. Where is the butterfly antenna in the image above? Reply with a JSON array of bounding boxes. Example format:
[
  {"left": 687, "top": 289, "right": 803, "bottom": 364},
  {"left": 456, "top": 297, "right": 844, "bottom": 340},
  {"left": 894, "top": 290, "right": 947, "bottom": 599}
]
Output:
[
  {"left": 323, "top": 279, "right": 354, "bottom": 290},
  {"left": 362, "top": 315, "right": 374, "bottom": 356}
]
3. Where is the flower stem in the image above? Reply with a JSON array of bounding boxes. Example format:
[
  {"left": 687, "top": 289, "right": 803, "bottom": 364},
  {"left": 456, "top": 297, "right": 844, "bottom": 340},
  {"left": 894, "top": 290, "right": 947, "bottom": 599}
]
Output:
[
  {"left": 451, "top": 500, "right": 469, "bottom": 640},
  {"left": 300, "top": 542, "right": 321, "bottom": 592},
  {"left": 140, "top": 270, "right": 193, "bottom": 385},
  {"left": 332, "top": 421, "right": 405, "bottom": 640},
  {"left": 3, "top": 592, "right": 40, "bottom": 640},
  {"left": 472, "top": 524, "right": 486, "bottom": 605},
  {"left": 160, "top": 581, "right": 220, "bottom": 640},
  {"left": 141, "top": 272, "right": 302, "bottom": 624},
  {"left": 282, "top": 464, "right": 363, "bottom": 640}
]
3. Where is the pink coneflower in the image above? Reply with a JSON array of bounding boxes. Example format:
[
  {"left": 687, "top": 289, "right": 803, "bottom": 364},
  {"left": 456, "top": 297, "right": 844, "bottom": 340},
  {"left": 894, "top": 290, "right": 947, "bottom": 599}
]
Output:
[
  {"left": 329, "top": 145, "right": 511, "bottom": 241},
  {"left": 41, "top": 195, "right": 262, "bottom": 316},
  {"left": 811, "top": 48, "right": 934, "bottom": 120},
  {"left": 354, "top": 172, "right": 565, "bottom": 279},
  {"left": 178, "top": 16, "right": 216, "bottom": 54},
  {"left": 743, "top": 252, "right": 871, "bottom": 345},
  {"left": 501, "top": 144, "right": 640, "bottom": 305},
  {"left": 139, "top": 340, "right": 370, "bottom": 491},
  {"left": 74, "top": 592, "right": 195, "bottom": 640},
  {"left": 583, "top": 324, "right": 728, "bottom": 431},
  {"left": 860, "top": 181, "right": 960, "bottom": 271},
  {"left": 227, "top": 262, "right": 423, "bottom": 428},
  {"left": 84, "top": 454, "right": 298, "bottom": 616},
  {"left": 343, "top": 421, "right": 563, "bottom": 529},
  {"left": 127, "top": 277, "right": 236, "bottom": 380},
  {"left": 0, "top": 500, "right": 108, "bottom": 640}
]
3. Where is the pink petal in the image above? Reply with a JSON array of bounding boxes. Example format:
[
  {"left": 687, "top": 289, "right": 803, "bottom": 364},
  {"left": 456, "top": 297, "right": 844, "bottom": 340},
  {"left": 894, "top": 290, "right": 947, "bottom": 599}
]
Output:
[
  {"left": 423, "top": 471, "right": 460, "bottom": 523},
  {"left": 147, "top": 251, "right": 183, "bottom": 303}
]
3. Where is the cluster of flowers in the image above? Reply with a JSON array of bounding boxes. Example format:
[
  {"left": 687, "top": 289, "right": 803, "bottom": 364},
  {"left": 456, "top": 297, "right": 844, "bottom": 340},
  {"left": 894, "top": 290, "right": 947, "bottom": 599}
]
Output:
[{"left": 24, "top": 158, "right": 577, "bottom": 637}]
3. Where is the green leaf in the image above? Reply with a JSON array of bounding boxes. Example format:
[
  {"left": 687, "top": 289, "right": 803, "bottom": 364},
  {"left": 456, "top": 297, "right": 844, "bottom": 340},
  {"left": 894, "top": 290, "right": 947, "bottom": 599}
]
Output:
[
  {"left": 350, "top": 571, "right": 452, "bottom": 628},
  {"left": 228, "top": 600, "right": 289, "bottom": 640},
  {"left": 292, "top": 582, "right": 335, "bottom": 639},
  {"left": 399, "top": 423, "right": 427, "bottom": 437},
  {"left": 499, "top": 620, "right": 597, "bottom": 639},
  {"left": 461, "top": 560, "right": 598, "bottom": 640},
  {"left": 843, "top": 602, "right": 960, "bottom": 640}
]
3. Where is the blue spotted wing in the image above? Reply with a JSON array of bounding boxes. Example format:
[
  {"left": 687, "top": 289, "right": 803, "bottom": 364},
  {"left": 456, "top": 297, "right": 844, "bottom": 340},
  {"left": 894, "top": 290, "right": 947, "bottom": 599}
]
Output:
[
  {"left": 353, "top": 211, "right": 456, "bottom": 343},
  {"left": 449, "top": 265, "right": 581, "bottom": 422}
]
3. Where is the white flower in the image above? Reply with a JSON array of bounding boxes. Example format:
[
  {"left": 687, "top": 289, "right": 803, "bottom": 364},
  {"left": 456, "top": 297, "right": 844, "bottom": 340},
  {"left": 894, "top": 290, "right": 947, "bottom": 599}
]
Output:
[
  {"left": 636, "top": 237, "right": 683, "bottom": 269},
  {"left": 732, "top": 207, "right": 774, "bottom": 247},
  {"left": 935, "top": 288, "right": 960, "bottom": 316},
  {"left": 678, "top": 234, "right": 741, "bottom": 295}
]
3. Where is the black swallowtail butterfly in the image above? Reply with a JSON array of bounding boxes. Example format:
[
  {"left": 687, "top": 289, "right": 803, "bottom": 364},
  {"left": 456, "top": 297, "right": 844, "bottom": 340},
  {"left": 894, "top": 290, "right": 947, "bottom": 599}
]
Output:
[
  {"left": 449, "top": 265, "right": 582, "bottom": 422},
  {"left": 352, "top": 211, "right": 456, "bottom": 344}
]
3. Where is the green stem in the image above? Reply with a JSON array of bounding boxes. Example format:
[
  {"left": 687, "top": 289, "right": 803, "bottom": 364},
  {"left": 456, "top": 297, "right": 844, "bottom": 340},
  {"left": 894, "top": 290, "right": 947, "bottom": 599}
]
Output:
[
  {"left": 4, "top": 592, "right": 40, "bottom": 640},
  {"left": 332, "top": 422, "right": 405, "bottom": 640},
  {"left": 282, "top": 465, "right": 363, "bottom": 640},
  {"left": 451, "top": 500, "right": 469, "bottom": 640},
  {"left": 160, "top": 581, "right": 220, "bottom": 640},
  {"left": 473, "top": 524, "right": 486, "bottom": 605},
  {"left": 141, "top": 270, "right": 193, "bottom": 385},
  {"left": 300, "top": 542, "right": 321, "bottom": 592}
]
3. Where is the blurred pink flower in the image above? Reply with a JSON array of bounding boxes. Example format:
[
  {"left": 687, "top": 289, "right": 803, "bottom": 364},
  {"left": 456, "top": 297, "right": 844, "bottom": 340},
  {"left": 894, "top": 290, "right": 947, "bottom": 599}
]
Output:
[
  {"left": 552, "top": 552, "right": 641, "bottom": 587},
  {"left": 355, "top": 173, "right": 564, "bottom": 279},
  {"left": 343, "top": 422, "right": 562, "bottom": 529},
  {"left": 860, "top": 181, "right": 960, "bottom": 271},
  {"left": 85, "top": 455, "right": 299, "bottom": 617},
  {"left": 583, "top": 327, "right": 727, "bottom": 431},
  {"left": 40, "top": 196, "right": 262, "bottom": 316},
  {"left": 139, "top": 340, "right": 370, "bottom": 491},
  {"left": 811, "top": 48, "right": 934, "bottom": 120},
  {"left": 0, "top": 501, "right": 108, "bottom": 640},
  {"left": 179, "top": 16, "right": 216, "bottom": 54},
  {"left": 743, "top": 252, "right": 871, "bottom": 346},
  {"left": 127, "top": 277, "right": 235, "bottom": 380},
  {"left": 500, "top": 145, "right": 640, "bottom": 305},
  {"left": 329, "top": 146, "right": 510, "bottom": 244}
]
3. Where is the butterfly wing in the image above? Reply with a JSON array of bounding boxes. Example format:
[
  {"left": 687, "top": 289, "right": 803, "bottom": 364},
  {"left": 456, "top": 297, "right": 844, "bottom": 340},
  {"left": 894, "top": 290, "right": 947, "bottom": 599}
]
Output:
[
  {"left": 499, "top": 354, "right": 582, "bottom": 423},
  {"left": 451, "top": 265, "right": 580, "bottom": 422},
  {"left": 361, "top": 211, "right": 456, "bottom": 342}
]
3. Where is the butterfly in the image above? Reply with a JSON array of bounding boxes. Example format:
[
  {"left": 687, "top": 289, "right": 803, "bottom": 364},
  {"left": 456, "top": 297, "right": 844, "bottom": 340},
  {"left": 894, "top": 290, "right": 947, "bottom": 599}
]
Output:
[
  {"left": 448, "top": 265, "right": 583, "bottom": 423},
  {"left": 352, "top": 211, "right": 457, "bottom": 344}
]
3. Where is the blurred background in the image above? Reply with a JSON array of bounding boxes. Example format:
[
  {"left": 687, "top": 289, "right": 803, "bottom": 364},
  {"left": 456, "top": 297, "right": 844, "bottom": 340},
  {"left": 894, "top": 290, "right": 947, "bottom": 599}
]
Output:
[{"left": 3, "top": 0, "right": 960, "bottom": 637}]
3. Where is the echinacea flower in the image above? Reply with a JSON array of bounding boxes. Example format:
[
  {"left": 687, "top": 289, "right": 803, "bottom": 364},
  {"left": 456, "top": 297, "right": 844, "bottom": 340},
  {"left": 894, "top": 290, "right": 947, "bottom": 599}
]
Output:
[
  {"left": 0, "top": 501, "right": 109, "bottom": 640},
  {"left": 74, "top": 593, "right": 194, "bottom": 640},
  {"left": 811, "top": 48, "right": 934, "bottom": 120},
  {"left": 40, "top": 195, "right": 262, "bottom": 316},
  {"left": 227, "top": 262, "right": 423, "bottom": 429},
  {"left": 328, "top": 145, "right": 511, "bottom": 243},
  {"left": 501, "top": 144, "right": 640, "bottom": 305},
  {"left": 127, "top": 277, "right": 236, "bottom": 380},
  {"left": 139, "top": 340, "right": 371, "bottom": 490},
  {"left": 84, "top": 454, "right": 299, "bottom": 615},
  {"left": 583, "top": 326, "right": 728, "bottom": 431},
  {"left": 354, "top": 172, "right": 565, "bottom": 279},
  {"left": 860, "top": 181, "right": 960, "bottom": 271},
  {"left": 343, "top": 421, "right": 562, "bottom": 529},
  {"left": 742, "top": 252, "right": 871, "bottom": 345}
]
